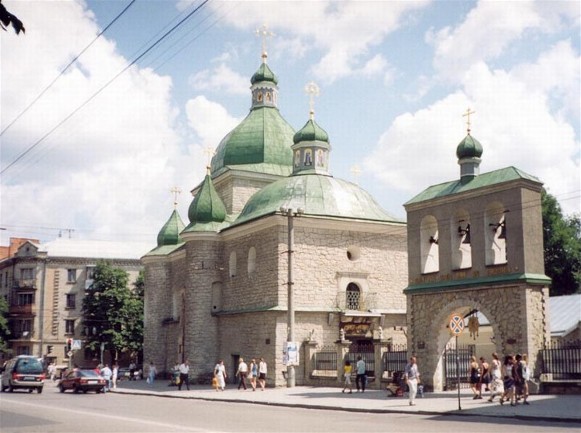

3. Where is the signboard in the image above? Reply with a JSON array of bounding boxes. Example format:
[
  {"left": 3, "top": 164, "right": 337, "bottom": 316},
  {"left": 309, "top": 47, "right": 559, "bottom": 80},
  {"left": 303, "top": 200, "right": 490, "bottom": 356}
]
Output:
[
  {"left": 448, "top": 313, "right": 465, "bottom": 336},
  {"left": 72, "top": 339, "right": 82, "bottom": 350},
  {"left": 283, "top": 342, "right": 299, "bottom": 366}
]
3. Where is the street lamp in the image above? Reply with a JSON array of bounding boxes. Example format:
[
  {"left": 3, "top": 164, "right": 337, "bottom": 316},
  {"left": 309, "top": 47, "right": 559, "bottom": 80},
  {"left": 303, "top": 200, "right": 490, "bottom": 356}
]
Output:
[{"left": 280, "top": 206, "right": 304, "bottom": 387}]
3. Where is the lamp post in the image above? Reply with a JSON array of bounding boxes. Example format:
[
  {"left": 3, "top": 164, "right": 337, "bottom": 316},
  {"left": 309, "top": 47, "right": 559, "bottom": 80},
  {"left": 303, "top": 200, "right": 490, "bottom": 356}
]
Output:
[{"left": 281, "top": 207, "right": 303, "bottom": 387}]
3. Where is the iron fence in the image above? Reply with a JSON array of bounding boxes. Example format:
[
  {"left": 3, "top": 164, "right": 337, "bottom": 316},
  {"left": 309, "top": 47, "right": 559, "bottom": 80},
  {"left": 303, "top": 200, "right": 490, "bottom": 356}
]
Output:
[
  {"left": 312, "top": 346, "right": 337, "bottom": 372},
  {"left": 443, "top": 342, "right": 475, "bottom": 390},
  {"left": 539, "top": 339, "right": 581, "bottom": 380},
  {"left": 382, "top": 344, "right": 408, "bottom": 374}
]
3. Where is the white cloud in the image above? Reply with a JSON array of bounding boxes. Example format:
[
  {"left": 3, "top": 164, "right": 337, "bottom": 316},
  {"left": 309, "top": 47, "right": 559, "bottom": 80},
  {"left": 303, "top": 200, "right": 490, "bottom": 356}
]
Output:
[
  {"left": 185, "top": 96, "right": 241, "bottom": 147},
  {"left": 188, "top": 63, "right": 249, "bottom": 95}
]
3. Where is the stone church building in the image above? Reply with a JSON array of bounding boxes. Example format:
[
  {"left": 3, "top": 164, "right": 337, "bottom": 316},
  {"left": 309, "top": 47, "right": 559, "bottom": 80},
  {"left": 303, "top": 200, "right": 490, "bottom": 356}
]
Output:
[{"left": 142, "top": 51, "right": 408, "bottom": 386}]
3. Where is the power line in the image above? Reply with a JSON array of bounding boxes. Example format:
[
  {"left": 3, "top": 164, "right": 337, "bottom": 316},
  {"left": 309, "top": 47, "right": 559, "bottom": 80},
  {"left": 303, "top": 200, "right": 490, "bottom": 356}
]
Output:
[
  {"left": 0, "top": 0, "right": 212, "bottom": 176},
  {"left": 0, "top": 0, "right": 137, "bottom": 137}
]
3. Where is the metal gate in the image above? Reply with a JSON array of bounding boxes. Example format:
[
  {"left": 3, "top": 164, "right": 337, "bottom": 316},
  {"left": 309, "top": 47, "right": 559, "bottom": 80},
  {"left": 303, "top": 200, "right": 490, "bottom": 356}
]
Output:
[
  {"left": 346, "top": 340, "right": 375, "bottom": 376},
  {"left": 443, "top": 342, "right": 475, "bottom": 390}
]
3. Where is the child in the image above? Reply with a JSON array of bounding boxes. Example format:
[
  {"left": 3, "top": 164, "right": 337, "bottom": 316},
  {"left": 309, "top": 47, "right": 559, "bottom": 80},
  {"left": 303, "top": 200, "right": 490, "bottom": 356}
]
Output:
[{"left": 342, "top": 360, "right": 353, "bottom": 394}]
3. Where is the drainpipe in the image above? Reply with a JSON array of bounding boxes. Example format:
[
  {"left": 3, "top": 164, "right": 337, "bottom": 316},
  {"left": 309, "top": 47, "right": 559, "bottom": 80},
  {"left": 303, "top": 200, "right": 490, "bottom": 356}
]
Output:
[{"left": 37, "top": 258, "right": 47, "bottom": 358}]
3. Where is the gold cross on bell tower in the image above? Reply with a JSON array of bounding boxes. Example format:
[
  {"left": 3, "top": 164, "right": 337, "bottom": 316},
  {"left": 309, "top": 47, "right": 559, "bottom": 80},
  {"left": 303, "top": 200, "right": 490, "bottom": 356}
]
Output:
[
  {"left": 170, "top": 186, "right": 181, "bottom": 209},
  {"left": 256, "top": 24, "right": 274, "bottom": 63},
  {"left": 203, "top": 146, "right": 215, "bottom": 174},
  {"left": 463, "top": 108, "right": 476, "bottom": 135},
  {"left": 304, "top": 81, "right": 320, "bottom": 120}
]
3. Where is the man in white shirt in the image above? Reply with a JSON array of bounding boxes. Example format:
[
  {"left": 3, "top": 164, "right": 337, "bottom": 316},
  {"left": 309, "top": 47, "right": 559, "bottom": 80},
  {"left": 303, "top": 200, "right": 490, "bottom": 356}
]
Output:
[
  {"left": 404, "top": 356, "right": 421, "bottom": 406},
  {"left": 100, "top": 364, "right": 112, "bottom": 392},
  {"left": 236, "top": 358, "right": 248, "bottom": 390},
  {"left": 355, "top": 356, "right": 367, "bottom": 392},
  {"left": 178, "top": 359, "right": 190, "bottom": 391}
]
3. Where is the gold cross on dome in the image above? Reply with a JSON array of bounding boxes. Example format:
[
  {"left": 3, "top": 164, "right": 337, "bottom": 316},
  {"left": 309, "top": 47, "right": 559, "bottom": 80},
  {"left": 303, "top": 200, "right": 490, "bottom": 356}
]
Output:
[
  {"left": 463, "top": 108, "right": 476, "bottom": 134},
  {"left": 304, "top": 81, "right": 320, "bottom": 119},
  {"left": 170, "top": 187, "right": 182, "bottom": 208},
  {"left": 256, "top": 24, "right": 274, "bottom": 61}
]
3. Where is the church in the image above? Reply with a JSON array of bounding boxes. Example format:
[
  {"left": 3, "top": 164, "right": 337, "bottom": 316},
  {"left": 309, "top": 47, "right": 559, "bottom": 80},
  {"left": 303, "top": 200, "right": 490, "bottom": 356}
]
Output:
[{"left": 142, "top": 45, "right": 408, "bottom": 386}]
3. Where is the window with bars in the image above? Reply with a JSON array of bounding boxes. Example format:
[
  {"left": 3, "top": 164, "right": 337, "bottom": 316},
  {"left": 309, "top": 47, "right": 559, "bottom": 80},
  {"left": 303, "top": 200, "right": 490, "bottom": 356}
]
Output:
[{"left": 346, "top": 283, "right": 360, "bottom": 310}]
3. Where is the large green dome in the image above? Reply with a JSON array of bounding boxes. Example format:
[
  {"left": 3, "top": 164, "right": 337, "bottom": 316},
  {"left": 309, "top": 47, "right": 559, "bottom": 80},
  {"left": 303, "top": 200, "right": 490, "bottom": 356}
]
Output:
[
  {"left": 232, "top": 174, "right": 399, "bottom": 226},
  {"left": 210, "top": 107, "right": 295, "bottom": 176}
]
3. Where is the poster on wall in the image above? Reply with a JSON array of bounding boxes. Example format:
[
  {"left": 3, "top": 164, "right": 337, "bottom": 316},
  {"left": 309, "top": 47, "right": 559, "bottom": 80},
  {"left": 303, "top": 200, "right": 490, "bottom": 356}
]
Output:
[{"left": 283, "top": 342, "right": 299, "bottom": 366}]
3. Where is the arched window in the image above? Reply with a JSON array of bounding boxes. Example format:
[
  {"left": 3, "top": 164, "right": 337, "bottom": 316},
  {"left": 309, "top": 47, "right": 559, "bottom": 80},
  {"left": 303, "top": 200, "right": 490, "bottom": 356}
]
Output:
[
  {"left": 420, "top": 215, "right": 439, "bottom": 274},
  {"left": 247, "top": 247, "right": 256, "bottom": 274},
  {"left": 346, "top": 283, "right": 360, "bottom": 310},
  {"left": 229, "top": 251, "right": 237, "bottom": 277}
]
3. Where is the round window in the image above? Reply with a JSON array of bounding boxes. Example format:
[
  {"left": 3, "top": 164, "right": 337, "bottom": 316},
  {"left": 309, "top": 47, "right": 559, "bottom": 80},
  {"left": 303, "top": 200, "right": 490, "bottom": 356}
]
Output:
[{"left": 347, "top": 246, "right": 361, "bottom": 261}]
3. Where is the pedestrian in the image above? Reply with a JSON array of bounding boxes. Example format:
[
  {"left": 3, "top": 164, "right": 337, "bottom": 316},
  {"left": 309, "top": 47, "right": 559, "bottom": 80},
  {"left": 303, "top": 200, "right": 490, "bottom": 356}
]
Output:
[
  {"left": 404, "top": 356, "right": 421, "bottom": 406},
  {"left": 355, "top": 356, "right": 366, "bottom": 392},
  {"left": 342, "top": 360, "right": 353, "bottom": 394},
  {"left": 112, "top": 363, "right": 119, "bottom": 389},
  {"left": 258, "top": 357, "right": 267, "bottom": 390},
  {"left": 214, "top": 360, "right": 227, "bottom": 391},
  {"left": 488, "top": 352, "right": 503, "bottom": 402},
  {"left": 515, "top": 353, "right": 530, "bottom": 405},
  {"left": 101, "top": 363, "right": 112, "bottom": 392},
  {"left": 147, "top": 361, "right": 157, "bottom": 385},
  {"left": 500, "top": 354, "right": 516, "bottom": 406},
  {"left": 47, "top": 362, "right": 56, "bottom": 382},
  {"left": 468, "top": 355, "right": 481, "bottom": 399},
  {"left": 129, "top": 361, "right": 136, "bottom": 381},
  {"left": 248, "top": 359, "right": 258, "bottom": 391},
  {"left": 236, "top": 358, "right": 248, "bottom": 390},
  {"left": 178, "top": 359, "right": 190, "bottom": 391},
  {"left": 478, "top": 356, "right": 490, "bottom": 398}
]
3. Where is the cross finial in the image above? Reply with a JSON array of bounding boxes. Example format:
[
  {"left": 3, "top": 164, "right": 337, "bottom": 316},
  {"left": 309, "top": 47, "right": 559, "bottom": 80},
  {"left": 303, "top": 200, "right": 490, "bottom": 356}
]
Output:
[
  {"left": 256, "top": 24, "right": 274, "bottom": 63},
  {"left": 304, "top": 81, "right": 320, "bottom": 120},
  {"left": 203, "top": 146, "right": 215, "bottom": 171},
  {"left": 463, "top": 108, "right": 476, "bottom": 135},
  {"left": 170, "top": 187, "right": 182, "bottom": 209},
  {"left": 350, "top": 164, "right": 361, "bottom": 185}
]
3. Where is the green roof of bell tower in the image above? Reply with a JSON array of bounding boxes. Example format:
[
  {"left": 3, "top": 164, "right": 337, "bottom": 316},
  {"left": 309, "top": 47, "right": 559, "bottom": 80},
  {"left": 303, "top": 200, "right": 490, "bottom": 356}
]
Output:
[
  {"left": 156, "top": 209, "right": 185, "bottom": 246},
  {"left": 184, "top": 170, "right": 228, "bottom": 233},
  {"left": 251, "top": 62, "right": 278, "bottom": 85}
]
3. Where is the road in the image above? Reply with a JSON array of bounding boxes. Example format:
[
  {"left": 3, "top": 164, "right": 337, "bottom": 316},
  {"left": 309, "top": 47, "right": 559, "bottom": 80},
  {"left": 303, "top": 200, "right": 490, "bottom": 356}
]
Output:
[{"left": 1, "top": 383, "right": 579, "bottom": 433}]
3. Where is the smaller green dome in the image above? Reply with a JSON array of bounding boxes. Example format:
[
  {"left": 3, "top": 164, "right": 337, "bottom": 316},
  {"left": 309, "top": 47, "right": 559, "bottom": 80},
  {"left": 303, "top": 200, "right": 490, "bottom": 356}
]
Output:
[
  {"left": 293, "top": 118, "right": 329, "bottom": 144},
  {"left": 251, "top": 63, "right": 278, "bottom": 85},
  {"left": 456, "top": 134, "right": 483, "bottom": 159},
  {"left": 157, "top": 209, "right": 185, "bottom": 247},
  {"left": 187, "top": 172, "right": 226, "bottom": 225}
]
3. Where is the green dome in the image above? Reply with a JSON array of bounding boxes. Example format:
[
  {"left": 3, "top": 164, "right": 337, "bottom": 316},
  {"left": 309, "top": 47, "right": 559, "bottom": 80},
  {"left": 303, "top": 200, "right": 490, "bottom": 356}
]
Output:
[
  {"left": 210, "top": 107, "right": 295, "bottom": 176},
  {"left": 187, "top": 173, "right": 226, "bottom": 225},
  {"left": 456, "top": 134, "right": 483, "bottom": 159},
  {"left": 232, "top": 174, "right": 399, "bottom": 226},
  {"left": 251, "top": 63, "right": 278, "bottom": 85},
  {"left": 156, "top": 209, "right": 185, "bottom": 246},
  {"left": 293, "top": 118, "right": 329, "bottom": 144}
]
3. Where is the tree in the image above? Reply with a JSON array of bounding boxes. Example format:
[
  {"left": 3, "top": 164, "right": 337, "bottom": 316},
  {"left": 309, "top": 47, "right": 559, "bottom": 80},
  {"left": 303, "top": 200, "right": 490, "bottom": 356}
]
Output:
[
  {"left": 82, "top": 261, "right": 144, "bottom": 362},
  {"left": 0, "top": 295, "right": 10, "bottom": 357},
  {"left": 542, "top": 190, "right": 581, "bottom": 296}
]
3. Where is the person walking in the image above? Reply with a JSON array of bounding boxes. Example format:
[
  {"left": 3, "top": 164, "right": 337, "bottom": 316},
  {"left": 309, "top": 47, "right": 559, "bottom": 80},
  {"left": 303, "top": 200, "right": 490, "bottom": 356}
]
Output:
[
  {"left": 355, "top": 356, "right": 366, "bottom": 392},
  {"left": 258, "top": 358, "right": 267, "bottom": 390},
  {"left": 147, "top": 361, "right": 157, "bottom": 385},
  {"left": 101, "top": 364, "right": 112, "bottom": 392},
  {"left": 214, "top": 360, "right": 227, "bottom": 391},
  {"left": 404, "top": 356, "right": 421, "bottom": 406},
  {"left": 178, "top": 359, "right": 190, "bottom": 391},
  {"left": 129, "top": 361, "right": 136, "bottom": 381},
  {"left": 236, "top": 358, "right": 248, "bottom": 390},
  {"left": 342, "top": 360, "right": 353, "bottom": 394},
  {"left": 468, "top": 355, "right": 481, "bottom": 399},
  {"left": 500, "top": 354, "right": 516, "bottom": 406},
  {"left": 478, "top": 356, "right": 490, "bottom": 398},
  {"left": 248, "top": 359, "right": 258, "bottom": 391},
  {"left": 514, "top": 353, "right": 529, "bottom": 404},
  {"left": 112, "top": 363, "right": 119, "bottom": 389},
  {"left": 47, "top": 362, "right": 57, "bottom": 382},
  {"left": 488, "top": 352, "right": 503, "bottom": 402}
]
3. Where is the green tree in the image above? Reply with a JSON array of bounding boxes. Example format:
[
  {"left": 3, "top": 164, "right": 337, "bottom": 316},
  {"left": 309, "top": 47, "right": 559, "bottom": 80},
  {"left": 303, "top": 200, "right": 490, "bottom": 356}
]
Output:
[
  {"left": 0, "top": 295, "right": 10, "bottom": 356},
  {"left": 82, "top": 261, "right": 144, "bottom": 362},
  {"left": 542, "top": 190, "right": 581, "bottom": 296}
]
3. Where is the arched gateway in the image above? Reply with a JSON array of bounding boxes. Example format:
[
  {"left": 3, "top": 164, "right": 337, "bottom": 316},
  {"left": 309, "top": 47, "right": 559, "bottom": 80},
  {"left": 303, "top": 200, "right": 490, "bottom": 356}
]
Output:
[{"left": 403, "top": 122, "right": 550, "bottom": 391}]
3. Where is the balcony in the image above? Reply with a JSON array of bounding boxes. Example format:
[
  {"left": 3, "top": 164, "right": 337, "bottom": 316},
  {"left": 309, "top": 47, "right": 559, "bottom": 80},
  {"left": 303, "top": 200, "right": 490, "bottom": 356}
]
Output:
[
  {"left": 13, "top": 279, "right": 37, "bottom": 290},
  {"left": 9, "top": 304, "right": 35, "bottom": 316},
  {"left": 9, "top": 330, "right": 35, "bottom": 340}
]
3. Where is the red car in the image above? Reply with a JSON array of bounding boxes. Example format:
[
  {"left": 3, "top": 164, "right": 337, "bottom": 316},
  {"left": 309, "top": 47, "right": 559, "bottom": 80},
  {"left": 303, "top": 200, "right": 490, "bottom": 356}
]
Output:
[{"left": 58, "top": 369, "right": 106, "bottom": 394}]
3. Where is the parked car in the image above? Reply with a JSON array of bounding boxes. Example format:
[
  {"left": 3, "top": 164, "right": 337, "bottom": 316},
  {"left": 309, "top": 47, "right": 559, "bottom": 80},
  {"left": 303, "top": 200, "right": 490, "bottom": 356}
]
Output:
[
  {"left": 118, "top": 365, "right": 142, "bottom": 381},
  {"left": 1, "top": 355, "right": 45, "bottom": 393},
  {"left": 59, "top": 369, "right": 106, "bottom": 393}
]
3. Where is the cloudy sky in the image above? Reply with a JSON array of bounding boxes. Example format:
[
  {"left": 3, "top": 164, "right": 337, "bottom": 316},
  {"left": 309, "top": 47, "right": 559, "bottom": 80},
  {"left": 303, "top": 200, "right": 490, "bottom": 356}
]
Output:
[{"left": 1, "top": 0, "right": 579, "bottom": 255}]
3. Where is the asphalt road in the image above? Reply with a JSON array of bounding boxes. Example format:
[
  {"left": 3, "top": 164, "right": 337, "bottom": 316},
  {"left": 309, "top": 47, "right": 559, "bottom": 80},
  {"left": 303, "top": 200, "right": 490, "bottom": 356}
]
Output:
[{"left": 1, "top": 384, "right": 579, "bottom": 433}]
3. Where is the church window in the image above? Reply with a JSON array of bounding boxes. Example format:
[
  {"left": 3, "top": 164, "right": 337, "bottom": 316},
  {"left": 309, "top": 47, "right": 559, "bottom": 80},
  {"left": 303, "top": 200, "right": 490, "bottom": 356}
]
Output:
[
  {"left": 248, "top": 247, "right": 256, "bottom": 274},
  {"left": 346, "top": 283, "right": 360, "bottom": 310},
  {"left": 346, "top": 246, "right": 361, "bottom": 261},
  {"left": 257, "top": 92, "right": 263, "bottom": 102},
  {"left": 229, "top": 251, "right": 237, "bottom": 277},
  {"left": 452, "top": 210, "right": 472, "bottom": 270},
  {"left": 485, "top": 203, "right": 507, "bottom": 266}
]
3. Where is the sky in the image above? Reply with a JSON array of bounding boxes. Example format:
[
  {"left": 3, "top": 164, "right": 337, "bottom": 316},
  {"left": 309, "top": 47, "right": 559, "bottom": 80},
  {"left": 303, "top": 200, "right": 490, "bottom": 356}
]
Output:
[{"left": 1, "top": 0, "right": 579, "bottom": 255}]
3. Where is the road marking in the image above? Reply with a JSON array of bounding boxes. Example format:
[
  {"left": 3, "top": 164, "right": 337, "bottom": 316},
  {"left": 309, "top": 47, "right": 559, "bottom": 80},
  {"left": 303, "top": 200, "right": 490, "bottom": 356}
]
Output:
[{"left": 1, "top": 398, "right": 211, "bottom": 432}]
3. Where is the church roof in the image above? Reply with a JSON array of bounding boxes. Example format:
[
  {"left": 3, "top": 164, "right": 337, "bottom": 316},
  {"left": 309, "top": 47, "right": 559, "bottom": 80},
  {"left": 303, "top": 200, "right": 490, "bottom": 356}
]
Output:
[
  {"left": 456, "top": 134, "right": 483, "bottom": 159},
  {"left": 251, "top": 62, "right": 278, "bottom": 85},
  {"left": 232, "top": 173, "right": 400, "bottom": 226},
  {"left": 184, "top": 171, "right": 227, "bottom": 233},
  {"left": 156, "top": 209, "right": 185, "bottom": 247},
  {"left": 405, "top": 166, "right": 542, "bottom": 206},
  {"left": 293, "top": 118, "right": 329, "bottom": 144}
]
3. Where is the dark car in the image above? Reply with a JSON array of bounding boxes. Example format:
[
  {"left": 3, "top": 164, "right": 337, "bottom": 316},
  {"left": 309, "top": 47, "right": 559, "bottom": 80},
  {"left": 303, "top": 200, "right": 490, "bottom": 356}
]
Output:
[
  {"left": 118, "top": 365, "right": 142, "bottom": 381},
  {"left": 59, "top": 369, "right": 106, "bottom": 393},
  {"left": 1, "top": 355, "right": 45, "bottom": 393}
]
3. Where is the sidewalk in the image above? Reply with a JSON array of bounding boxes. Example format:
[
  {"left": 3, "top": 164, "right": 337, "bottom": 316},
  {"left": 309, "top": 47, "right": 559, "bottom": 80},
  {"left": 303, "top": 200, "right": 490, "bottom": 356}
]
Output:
[{"left": 111, "top": 379, "right": 581, "bottom": 423}]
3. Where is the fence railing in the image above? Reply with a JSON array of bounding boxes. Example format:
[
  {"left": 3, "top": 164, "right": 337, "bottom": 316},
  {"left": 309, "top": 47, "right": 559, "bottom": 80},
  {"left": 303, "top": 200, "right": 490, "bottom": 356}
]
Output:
[
  {"left": 383, "top": 344, "right": 407, "bottom": 374},
  {"left": 312, "top": 346, "right": 337, "bottom": 375},
  {"left": 539, "top": 339, "right": 581, "bottom": 380},
  {"left": 443, "top": 343, "right": 475, "bottom": 390}
]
